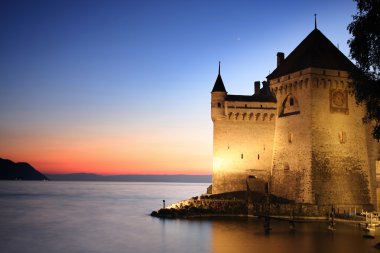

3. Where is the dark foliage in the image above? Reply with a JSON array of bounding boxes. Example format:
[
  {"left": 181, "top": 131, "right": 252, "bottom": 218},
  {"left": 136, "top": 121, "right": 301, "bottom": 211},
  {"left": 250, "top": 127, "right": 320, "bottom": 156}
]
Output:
[{"left": 347, "top": 0, "right": 380, "bottom": 140}]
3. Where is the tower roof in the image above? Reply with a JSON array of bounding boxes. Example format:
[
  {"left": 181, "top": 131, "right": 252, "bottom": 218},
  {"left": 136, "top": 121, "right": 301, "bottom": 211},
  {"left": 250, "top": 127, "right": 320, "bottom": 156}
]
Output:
[
  {"left": 267, "top": 29, "right": 356, "bottom": 80},
  {"left": 226, "top": 82, "right": 276, "bottom": 103},
  {"left": 211, "top": 62, "right": 227, "bottom": 92}
]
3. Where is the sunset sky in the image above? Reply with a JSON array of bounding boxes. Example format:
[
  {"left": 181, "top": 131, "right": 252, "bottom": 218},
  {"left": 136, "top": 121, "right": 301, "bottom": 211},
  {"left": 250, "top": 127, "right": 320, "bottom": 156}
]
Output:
[{"left": 0, "top": 0, "right": 357, "bottom": 175}]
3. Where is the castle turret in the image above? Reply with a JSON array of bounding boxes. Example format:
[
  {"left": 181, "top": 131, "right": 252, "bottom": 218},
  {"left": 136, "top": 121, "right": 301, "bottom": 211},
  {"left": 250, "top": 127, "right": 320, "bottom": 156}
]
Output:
[{"left": 211, "top": 62, "right": 227, "bottom": 121}]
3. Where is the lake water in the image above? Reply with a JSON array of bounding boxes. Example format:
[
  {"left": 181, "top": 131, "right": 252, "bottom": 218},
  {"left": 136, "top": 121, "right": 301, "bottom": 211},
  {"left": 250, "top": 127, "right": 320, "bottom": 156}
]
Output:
[{"left": 0, "top": 181, "right": 379, "bottom": 253}]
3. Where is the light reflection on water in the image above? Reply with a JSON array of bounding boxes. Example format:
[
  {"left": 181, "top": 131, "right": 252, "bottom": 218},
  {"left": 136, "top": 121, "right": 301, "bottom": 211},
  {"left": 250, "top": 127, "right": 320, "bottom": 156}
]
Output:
[
  {"left": 211, "top": 218, "right": 379, "bottom": 253},
  {"left": 0, "top": 181, "right": 379, "bottom": 253}
]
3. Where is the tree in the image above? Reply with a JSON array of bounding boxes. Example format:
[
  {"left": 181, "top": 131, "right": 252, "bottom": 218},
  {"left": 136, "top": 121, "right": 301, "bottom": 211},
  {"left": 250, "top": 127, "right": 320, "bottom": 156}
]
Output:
[{"left": 347, "top": 0, "right": 380, "bottom": 140}]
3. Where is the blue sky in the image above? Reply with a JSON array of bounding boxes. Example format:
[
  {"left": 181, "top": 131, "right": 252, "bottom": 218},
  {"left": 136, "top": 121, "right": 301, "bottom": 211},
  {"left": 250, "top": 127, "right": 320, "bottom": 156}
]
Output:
[{"left": 0, "top": 0, "right": 358, "bottom": 174}]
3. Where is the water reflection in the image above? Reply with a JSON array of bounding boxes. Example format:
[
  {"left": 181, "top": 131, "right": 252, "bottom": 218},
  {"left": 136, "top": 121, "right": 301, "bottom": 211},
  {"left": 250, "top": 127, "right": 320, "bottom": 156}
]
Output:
[
  {"left": 1, "top": 182, "right": 379, "bottom": 253},
  {"left": 158, "top": 218, "right": 212, "bottom": 253},
  {"left": 211, "top": 218, "right": 379, "bottom": 253}
]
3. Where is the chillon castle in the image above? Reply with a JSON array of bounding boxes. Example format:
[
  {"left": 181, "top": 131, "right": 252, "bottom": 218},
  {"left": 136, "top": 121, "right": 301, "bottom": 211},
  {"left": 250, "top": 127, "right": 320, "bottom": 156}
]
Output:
[{"left": 210, "top": 27, "right": 380, "bottom": 211}]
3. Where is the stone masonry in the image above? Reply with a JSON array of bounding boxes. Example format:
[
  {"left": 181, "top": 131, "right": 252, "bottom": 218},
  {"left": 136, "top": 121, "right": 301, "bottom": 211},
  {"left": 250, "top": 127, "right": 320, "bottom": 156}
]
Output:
[{"left": 211, "top": 28, "right": 380, "bottom": 211}]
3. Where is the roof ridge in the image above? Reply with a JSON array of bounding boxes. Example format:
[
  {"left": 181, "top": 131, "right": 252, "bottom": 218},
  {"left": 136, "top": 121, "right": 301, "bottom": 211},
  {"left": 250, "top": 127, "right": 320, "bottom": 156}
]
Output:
[{"left": 267, "top": 29, "right": 356, "bottom": 80}]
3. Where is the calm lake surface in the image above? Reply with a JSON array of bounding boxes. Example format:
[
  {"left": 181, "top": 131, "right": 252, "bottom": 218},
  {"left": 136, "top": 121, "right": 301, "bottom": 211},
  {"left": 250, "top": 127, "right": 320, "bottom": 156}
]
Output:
[{"left": 0, "top": 181, "right": 379, "bottom": 253}]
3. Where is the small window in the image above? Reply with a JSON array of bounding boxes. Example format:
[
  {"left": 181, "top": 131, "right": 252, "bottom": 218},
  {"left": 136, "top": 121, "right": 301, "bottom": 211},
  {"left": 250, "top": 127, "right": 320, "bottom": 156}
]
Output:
[
  {"left": 241, "top": 154, "right": 243, "bottom": 159},
  {"left": 290, "top": 98, "right": 294, "bottom": 106},
  {"left": 339, "top": 131, "right": 346, "bottom": 144},
  {"left": 245, "top": 104, "right": 247, "bottom": 108},
  {"left": 288, "top": 132, "right": 293, "bottom": 143},
  {"left": 217, "top": 102, "right": 221, "bottom": 108},
  {"left": 257, "top": 154, "right": 260, "bottom": 160}
]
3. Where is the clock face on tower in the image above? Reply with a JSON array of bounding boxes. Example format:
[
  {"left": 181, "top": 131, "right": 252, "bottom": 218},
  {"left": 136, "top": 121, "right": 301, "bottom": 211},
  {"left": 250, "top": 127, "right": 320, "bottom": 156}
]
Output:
[
  {"left": 332, "top": 90, "right": 345, "bottom": 106},
  {"left": 330, "top": 89, "right": 348, "bottom": 114}
]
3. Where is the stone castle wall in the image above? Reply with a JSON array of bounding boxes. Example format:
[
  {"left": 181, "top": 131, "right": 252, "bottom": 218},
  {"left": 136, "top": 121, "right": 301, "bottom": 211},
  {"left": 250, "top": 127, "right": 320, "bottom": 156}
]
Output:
[
  {"left": 366, "top": 123, "right": 380, "bottom": 209},
  {"left": 309, "top": 69, "right": 373, "bottom": 207},
  {"left": 212, "top": 98, "right": 276, "bottom": 194},
  {"left": 270, "top": 68, "right": 374, "bottom": 207},
  {"left": 270, "top": 70, "right": 313, "bottom": 203}
]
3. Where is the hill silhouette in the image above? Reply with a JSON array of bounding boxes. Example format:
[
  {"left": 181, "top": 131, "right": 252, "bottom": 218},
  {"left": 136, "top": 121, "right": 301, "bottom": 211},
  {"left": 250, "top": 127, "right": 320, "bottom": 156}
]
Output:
[{"left": 0, "top": 158, "right": 48, "bottom": 180}]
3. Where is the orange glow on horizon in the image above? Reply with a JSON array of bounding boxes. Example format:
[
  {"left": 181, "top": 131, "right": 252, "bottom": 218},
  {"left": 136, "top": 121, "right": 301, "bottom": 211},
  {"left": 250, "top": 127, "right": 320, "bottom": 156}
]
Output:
[{"left": 0, "top": 128, "right": 212, "bottom": 175}]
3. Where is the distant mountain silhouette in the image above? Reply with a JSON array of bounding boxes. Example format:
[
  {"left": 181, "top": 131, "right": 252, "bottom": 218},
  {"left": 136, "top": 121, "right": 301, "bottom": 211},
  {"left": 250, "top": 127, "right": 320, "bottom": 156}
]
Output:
[
  {"left": 46, "top": 173, "right": 211, "bottom": 183},
  {"left": 0, "top": 158, "right": 48, "bottom": 180}
]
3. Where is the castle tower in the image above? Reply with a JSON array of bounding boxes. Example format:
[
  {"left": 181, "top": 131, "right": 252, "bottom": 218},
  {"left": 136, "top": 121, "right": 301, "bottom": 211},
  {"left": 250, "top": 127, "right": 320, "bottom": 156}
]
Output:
[
  {"left": 211, "top": 63, "right": 277, "bottom": 194},
  {"left": 211, "top": 62, "right": 227, "bottom": 122},
  {"left": 267, "top": 28, "right": 377, "bottom": 209}
]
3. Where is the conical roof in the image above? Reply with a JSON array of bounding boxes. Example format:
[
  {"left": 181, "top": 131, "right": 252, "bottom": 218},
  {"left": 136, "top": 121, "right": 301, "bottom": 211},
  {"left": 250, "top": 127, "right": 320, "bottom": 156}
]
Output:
[
  {"left": 267, "top": 29, "right": 356, "bottom": 80},
  {"left": 211, "top": 62, "right": 227, "bottom": 92}
]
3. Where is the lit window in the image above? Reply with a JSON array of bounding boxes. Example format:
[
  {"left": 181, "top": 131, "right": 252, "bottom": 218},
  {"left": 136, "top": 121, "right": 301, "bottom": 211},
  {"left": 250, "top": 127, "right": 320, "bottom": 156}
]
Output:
[{"left": 339, "top": 131, "right": 346, "bottom": 144}]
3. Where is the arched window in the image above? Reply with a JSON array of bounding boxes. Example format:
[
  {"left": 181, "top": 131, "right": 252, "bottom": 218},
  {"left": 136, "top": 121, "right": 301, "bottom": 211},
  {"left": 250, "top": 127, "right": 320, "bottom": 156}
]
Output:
[
  {"left": 279, "top": 94, "right": 300, "bottom": 117},
  {"left": 217, "top": 102, "right": 221, "bottom": 108}
]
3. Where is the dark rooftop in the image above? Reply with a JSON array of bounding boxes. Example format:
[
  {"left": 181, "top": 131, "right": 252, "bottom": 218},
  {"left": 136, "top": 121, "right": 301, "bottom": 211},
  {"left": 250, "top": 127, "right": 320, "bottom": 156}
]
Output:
[
  {"left": 226, "top": 83, "right": 276, "bottom": 103},
  {"left": 211, "top": 62, "right": 227, "bottom": 92},
  {"left": 212, "top": 74, "right": 226, "bottom": 92},
  {"left": 267, "top": 28, "right": 356, "bottom": 80}
]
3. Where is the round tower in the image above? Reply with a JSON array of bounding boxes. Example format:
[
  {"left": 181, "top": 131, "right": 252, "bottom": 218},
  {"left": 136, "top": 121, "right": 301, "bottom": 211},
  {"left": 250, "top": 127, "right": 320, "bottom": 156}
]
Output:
[{"left": 211, "top": 62, "right": 227, "bottom": 121}]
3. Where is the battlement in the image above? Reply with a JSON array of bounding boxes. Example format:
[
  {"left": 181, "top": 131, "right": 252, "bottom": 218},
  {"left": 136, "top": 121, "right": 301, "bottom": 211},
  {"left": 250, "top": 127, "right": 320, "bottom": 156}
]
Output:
[
  {"left": 270, "top": 68, "right": 352, "bottom": 97},
  {"left": 225, "top": 111, "right": 276, "bottom": 122}
]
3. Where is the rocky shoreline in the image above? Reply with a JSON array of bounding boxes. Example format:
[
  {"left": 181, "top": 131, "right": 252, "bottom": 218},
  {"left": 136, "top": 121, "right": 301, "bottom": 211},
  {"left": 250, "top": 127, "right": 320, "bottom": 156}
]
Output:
[{"left": 151, "top": 191, "right": 372, "bottom": 222}]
